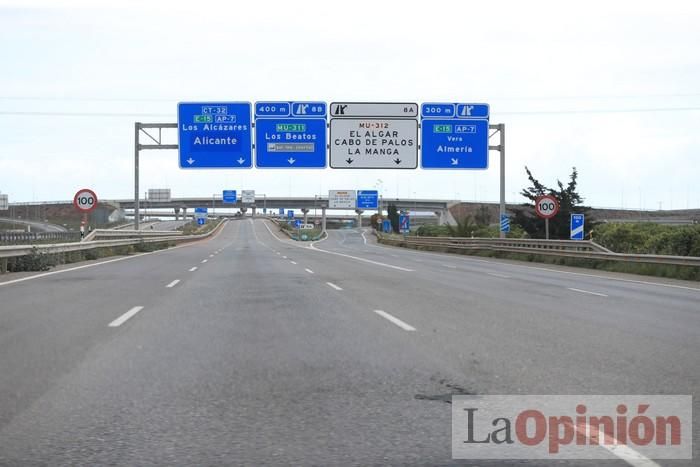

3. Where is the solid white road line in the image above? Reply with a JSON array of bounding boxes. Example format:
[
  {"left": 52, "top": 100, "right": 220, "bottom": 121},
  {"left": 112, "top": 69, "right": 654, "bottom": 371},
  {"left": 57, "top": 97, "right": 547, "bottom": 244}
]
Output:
[
  {"left": 189, "top": 267, "right": 198, "bottom": 272},
  {"left": 165, "top": 279, "right": 180, "bottom": 288},
  {"left": 290, "top": 261, "right": 297, "bottom": 265},
  {"left": 209, "top": 254, "right": 215, "bottom": 257},
  {"left": 442, "top": 264, "right": 457, "bottom": 269},
  {"left": 201, "top": 259, "right": 208, "bottom": 263},
  {"left": 488, "top": 272, "right": 511, "bottom": 279},
  {"left": 108, "top": 306, "right": 144, "bottom": 327},
  {"left": 567, "top": 287, "right": 608, "bottom": 297},
  {"left": 377, "top": 239, "right": 700, "bottom": 293},
  {"left": 373, "top": 310, "right": 416, "bottom": 331},
  {"left": 305, "top": 268, "right": 314, "bottom": 274},
  {"left": 361, "top": 229, "right": 368, "bottom": 245},
  {"left": 0, "top": 243, "right": 201, "bottom": 287},
  {"left": 261, "top": 221, "right": 413, "bottom": 272},
  {"left": 326, "top": 282, "right": 343, "bottom": 291}
]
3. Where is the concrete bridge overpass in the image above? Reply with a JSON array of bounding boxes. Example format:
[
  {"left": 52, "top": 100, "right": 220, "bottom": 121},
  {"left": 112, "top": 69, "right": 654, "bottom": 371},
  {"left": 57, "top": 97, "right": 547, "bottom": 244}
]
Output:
[{"left": 109, "top": 196, "right": 456, "bottom": 226}]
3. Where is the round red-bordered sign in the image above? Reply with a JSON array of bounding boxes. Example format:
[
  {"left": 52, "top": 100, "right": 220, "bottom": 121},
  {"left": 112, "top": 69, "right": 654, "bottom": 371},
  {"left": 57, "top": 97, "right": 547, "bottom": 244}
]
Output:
[
  {"left": 535, "top": 195, "right": 559, "bottom": 219},
  {"left": 73, "top": 188, "right": 98, "bottom": 213}
]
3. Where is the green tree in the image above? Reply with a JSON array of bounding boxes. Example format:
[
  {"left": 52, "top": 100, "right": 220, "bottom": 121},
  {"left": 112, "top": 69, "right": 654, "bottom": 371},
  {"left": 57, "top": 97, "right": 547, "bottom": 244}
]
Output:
[
  {"left": 387, "top": 203, "right": 400, "bottom": 233},
  {"left": 512, "top": 166, "right": 595, "bottom": 239}
]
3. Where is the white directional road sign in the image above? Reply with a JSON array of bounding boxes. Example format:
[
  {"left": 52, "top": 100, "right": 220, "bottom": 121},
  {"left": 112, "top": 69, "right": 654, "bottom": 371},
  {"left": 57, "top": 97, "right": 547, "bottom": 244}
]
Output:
[
  {"left": 330, "top": 102, "right": 418, "bottom": 118},
  {"left": 73, "top": 188, "right": 98, "bottom": 213},
  {"left": 328, "top": 190, "right": 357, "bottom": 209},
  {"left": 0, "top": 194, "right": 7, "bottom": 211},
  {"left": 242, "top": 190, "right": 255, "bottom": 204},
  {"left": 147, "top": 188, "right": 171, "bottom": 202},
  {"left": 535, "top": 195, "right": 559, "bottom": 219},
  {"left": 330, "top": 119, "right": 418, "bottom": 169}
]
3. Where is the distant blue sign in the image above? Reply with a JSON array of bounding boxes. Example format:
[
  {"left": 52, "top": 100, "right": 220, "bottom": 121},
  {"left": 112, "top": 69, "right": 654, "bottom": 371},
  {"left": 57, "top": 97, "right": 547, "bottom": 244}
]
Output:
[
  {"left": 222, "top": 190, "right": 237, "bottom": 204},
  {"left": 382, "top": 219, "right": 392, "bottom": 233},
  {"left": 571, "top": 214, "right": 585, "bottom": 240},
  {"left": 178, "top": 102, "right": 252, "bottom": 169},
  {"left": 194, "top": 207, "right": 208, "bottom": 214},
  {"left": 399, "top": 214, "right": 410, "bottom": 233},
  {"left": 279, "top": 208, "right": 285, "bottom": 216},
  {"left": 197, "top": 218, "right": 206, "bottom": 225},
  {"left": 255, "top": 101, "right": 327, "bottom": 168},
  {"left": 500, "top": 214, "right": 510, "bottom": 233},
  {"left": 294, "top": 219, "right": 303, "bottom": 228},
  {"left": 420, "top": 102, "right": 489, "bottom": 169},
  {"left": 287, "top": 210, "right": 294, "bottom": 219},
  {"left": 356, "top": 190, "right": 379, "bottom": 209}
]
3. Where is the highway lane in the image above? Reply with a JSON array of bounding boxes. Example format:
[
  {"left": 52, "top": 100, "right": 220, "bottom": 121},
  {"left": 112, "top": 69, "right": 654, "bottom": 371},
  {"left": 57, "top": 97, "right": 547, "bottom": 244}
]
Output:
[
  {"left": 0, "top": 219, "right": 697, "bottom": 465},
  {"left": 0, "top": 220, "right": 240, "bottom": 431},
  {"left": 0, "top": 217, "right": 67, "bottom": 232},
  {"left": 255, "top": 223, "right": 700, "bottom": 464}
]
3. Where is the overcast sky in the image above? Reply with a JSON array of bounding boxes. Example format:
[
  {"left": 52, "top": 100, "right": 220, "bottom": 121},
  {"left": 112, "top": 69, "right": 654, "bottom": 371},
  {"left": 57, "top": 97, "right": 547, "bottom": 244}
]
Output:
[{"left": 1, "top": 0, "right": 699, "bottom": 210}]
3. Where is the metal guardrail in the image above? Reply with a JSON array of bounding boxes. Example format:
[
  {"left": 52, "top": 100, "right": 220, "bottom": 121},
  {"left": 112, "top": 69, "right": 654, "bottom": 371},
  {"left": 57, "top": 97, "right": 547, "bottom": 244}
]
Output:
[
  {"left": 0, "top": 219, "right": 227, "bottom": 260},
  {"left": 377, "top": 234, "right": 700, "bottom": 267},
  {"left": 83, "top": 229, "right": 184, "bottom": 242},
  {"left": 0, "top": 231, "right": 81, "bottom": 245}
]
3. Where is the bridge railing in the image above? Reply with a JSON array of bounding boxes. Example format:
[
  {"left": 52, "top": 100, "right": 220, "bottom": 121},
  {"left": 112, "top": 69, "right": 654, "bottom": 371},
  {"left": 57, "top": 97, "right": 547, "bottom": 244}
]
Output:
[{"left": 376, "top": 233, "right": 700, "bottom": 267}]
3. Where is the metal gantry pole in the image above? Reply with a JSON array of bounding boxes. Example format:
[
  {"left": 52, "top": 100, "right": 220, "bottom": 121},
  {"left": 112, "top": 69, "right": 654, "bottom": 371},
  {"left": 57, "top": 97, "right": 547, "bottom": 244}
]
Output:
[
  {"left": 134, "top": 122, "right": 140, "bottom": 230},
  {"left": 499, "top": 123, "right": 506, "bottom": 239},
  {"left": 132, "top": 122, "right": 178, "bottom": 231},
  {"left": 490, "top": 123, "right": 506, "bottom": 239}
]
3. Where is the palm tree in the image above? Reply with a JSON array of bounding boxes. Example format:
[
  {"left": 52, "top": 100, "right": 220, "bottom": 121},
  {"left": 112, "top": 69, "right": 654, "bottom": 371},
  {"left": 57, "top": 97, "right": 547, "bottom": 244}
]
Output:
[{"left": 446, "top": 216, "right": 477, "bottom": 237}]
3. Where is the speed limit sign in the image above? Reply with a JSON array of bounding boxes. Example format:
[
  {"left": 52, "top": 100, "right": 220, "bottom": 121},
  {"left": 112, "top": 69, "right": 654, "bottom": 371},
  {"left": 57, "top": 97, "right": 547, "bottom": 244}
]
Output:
[
  {"left": 73, "top": 188, "right": 98, "bottom": 213},
  {"left": 535, "top": 195, "right": 559, "bottom": 219}
]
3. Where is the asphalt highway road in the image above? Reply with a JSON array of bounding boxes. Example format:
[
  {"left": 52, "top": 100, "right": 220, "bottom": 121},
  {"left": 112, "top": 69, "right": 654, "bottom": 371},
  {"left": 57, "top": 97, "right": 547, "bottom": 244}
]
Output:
[{"left": 0, "top": 219, "right": 697, "bottom": 466}]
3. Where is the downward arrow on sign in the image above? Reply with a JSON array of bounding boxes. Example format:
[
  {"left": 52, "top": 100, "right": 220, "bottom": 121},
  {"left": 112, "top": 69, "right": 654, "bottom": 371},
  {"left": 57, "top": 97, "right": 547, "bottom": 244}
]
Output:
[
  {"left": 237, "top": 158, "right": 245, "bottom": 165},
  {"left": 346, "top": 158, "right": 354, "bottom": 164},
  {"left": 451, "top": 158, "right": 459, "bottom": 165},
  {"left": 287, "top": 158, "right": 296, "bottom": 165},
  {"left": 393, "top": 158, "right": 402, "bottom": 165},
  {"left": 186, "top": 158, "right": 195, "bottom": 165}
]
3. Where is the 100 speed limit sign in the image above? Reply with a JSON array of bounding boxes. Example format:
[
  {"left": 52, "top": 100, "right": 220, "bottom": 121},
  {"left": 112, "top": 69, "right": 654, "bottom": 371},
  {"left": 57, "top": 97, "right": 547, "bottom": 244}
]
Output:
[
  {"left": 73, "top": 188, "right": 98, "bottom": 213},
  {"left": 535, "top": 195, "right": 559, "bottom": 219}
]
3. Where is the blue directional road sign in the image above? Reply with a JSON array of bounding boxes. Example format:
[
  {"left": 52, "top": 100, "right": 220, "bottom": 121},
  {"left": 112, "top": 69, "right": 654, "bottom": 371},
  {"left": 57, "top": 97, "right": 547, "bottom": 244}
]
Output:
[
  {"left": 356, "top": 190, "right": 379, "bottom": 209},
  {"left": 279, "top": 208, "right": 285, "bottom": 216},
  {"left": 571, "top": 214, "right": 585, "bottom": 240},
  {"left": 287, "top": 210, "right": 294, "bottom": 219},
  {"left": 294, "top": 219, "right": 303, "bottom": 228},
  {"left": 255, "top": 101, "right": 327, "bottom": 168},
  {"left": 399, "top": 214, "right": 410, "bottom": 233},
  {"left": 222, "top": 190, "right": 237, "bottom": 204},
  {"left": 178, "top": 102, "right": 252, "bottom": 168},
  {"left": 421, "top": 102, "right": 489, "bottom": 169},
  {"left": 500, "top": 214, "right": 510, "bottom": 233},
  {"left": 382, "top": 219, "right": 392, "bottom": 233},
  {"left": 194, "top": 207, "right": 208, "bottom": 223}
]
